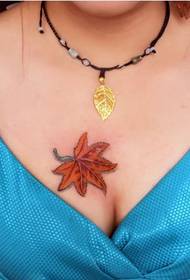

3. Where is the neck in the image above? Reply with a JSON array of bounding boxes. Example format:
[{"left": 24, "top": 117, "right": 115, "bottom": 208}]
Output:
[
  {"left": 44, "top": 1, "right": 169, "bottom": 65},
  {"left": 26, "top": 1, "right": 187, "bottom": 69}
]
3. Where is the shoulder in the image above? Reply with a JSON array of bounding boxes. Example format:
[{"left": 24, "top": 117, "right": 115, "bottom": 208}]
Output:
[
  {"left": 0, "top": 2, "right": 24, "bottom": 136},
  {"left": 176, "top": 18, "right": 190, "bottom": 63},
  {"left": 0, "top": 2, "right": 22, "bottom": 50},
  {"left": 0, "top": 2, "right": 23, "bottom": 86}
]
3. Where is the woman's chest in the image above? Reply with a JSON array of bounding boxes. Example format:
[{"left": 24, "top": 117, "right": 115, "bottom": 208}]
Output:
[
  {"left": 1, "top": 132, "right": 190, "bottom": 279},
  {"left": 1, "top": 70, "right": 190, "bottom": 236}
]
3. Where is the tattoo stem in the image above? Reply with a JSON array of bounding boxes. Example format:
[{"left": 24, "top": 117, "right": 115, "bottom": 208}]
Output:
[{"left": 53, "top": 148, "right": 74, "bottom": 162}]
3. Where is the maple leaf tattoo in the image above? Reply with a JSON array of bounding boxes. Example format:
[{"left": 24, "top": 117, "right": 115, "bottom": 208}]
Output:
[{"left": 52, "top": 132, "right": 118, "bottom": 196}]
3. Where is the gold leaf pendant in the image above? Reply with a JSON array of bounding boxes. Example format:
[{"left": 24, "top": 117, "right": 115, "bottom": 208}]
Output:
[{"left": 93, "top": 77, "right": 116, "bottom": 120}]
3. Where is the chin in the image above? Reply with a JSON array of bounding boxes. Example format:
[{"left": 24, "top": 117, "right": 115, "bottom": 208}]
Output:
[{"left": 71, "top": 1, "right": 141, "bottom": 18}]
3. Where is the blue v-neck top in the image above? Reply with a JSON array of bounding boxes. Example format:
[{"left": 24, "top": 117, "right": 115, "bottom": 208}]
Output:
[{"left": 0, "top": 137, "right": 190, "bottom": 280}]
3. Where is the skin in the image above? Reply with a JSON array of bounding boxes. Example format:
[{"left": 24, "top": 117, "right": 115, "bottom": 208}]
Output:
[{"left": 0, "top": 1, "right": 190, "bottom": 237}]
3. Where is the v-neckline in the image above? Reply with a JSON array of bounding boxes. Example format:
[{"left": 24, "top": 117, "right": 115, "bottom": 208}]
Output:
[{"left": 0, "top": 135, "right": 190, "bottom": 240}]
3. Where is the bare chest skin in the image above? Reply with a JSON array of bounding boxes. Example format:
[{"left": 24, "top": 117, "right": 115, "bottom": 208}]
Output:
[{"left": 0, "top": 3, "right": 190, "bottom": 237}]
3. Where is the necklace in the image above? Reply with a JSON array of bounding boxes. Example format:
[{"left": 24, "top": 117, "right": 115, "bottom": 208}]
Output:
[{"left": 38, "top": 1, "right": 170, "bottom": 121}]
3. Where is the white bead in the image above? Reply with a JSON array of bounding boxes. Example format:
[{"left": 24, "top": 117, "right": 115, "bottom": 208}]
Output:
[
  {"left": 60, "top": 38, "right": 66, "bottom": 46},
  {"left": 68, "top": 48, "right": 79, "bottom": 58},
  {"left": 145, "top": 47, "right": 156, "bottom": 55},
  {"left": 38, "top": 26, "right": 44, "bottom": 33},
  {"left": 82, "top": 58, "right": 90, "bottom": 66}
]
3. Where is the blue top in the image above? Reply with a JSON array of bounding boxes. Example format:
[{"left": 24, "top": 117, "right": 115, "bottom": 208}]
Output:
[{"left": 0, "top": 137, "right": 190, "bottom": 280}]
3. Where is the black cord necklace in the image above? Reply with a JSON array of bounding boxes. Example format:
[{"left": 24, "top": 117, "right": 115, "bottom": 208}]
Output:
[{"left": 38, "top": 1, "right": 170, "bottom": 120}]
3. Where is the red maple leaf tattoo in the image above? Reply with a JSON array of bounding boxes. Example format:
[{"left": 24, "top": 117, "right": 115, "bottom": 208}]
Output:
[{"left": 52, "top": 132, "right": 118, "bottom": 196}]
